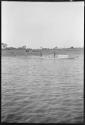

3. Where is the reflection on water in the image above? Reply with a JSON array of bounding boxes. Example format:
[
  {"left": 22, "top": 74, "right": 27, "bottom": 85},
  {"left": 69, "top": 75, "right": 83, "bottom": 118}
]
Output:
[{"left": 1, "top": 54, "right": 84, "bottom": 123}]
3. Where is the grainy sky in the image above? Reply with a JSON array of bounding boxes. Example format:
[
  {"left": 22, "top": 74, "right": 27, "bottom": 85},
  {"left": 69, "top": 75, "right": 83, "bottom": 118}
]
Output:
[{"left": 2, "top": 2, "right": 84, "bottom": 48}]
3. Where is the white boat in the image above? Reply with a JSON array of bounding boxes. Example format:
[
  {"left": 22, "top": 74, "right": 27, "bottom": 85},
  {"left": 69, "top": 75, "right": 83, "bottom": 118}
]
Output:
[
  {"left": 57, "top": 54, "right": 78, "bottom": 59},
  {"left": 57, "top": 55, "right": 69, "bottom": 59}
]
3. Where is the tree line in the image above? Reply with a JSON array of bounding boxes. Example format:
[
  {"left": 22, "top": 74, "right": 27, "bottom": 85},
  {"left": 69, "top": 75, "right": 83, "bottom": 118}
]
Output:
[{"left": 2, "top": 43, "right": 75, "bottom": 50}]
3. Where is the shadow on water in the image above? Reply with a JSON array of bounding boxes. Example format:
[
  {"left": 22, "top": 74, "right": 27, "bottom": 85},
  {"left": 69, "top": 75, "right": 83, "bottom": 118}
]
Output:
[
  {"left": 2, "top": 114, "right": 22, "bottom": 123},
  {"left": 2, "top": 113, "right": 84, "bottom": 123}
]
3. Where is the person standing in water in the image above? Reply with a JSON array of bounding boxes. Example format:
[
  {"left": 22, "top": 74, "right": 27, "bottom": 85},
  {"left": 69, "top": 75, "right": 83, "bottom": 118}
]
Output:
[
  {"left": 40, "top": 46, "right": 42, "bottom": 56},
  {"left": 54, "top": 51, "right": 56, "bottom": 58},
  {"left": 40, "top": 51, "right": 42, "bottom": 56}
]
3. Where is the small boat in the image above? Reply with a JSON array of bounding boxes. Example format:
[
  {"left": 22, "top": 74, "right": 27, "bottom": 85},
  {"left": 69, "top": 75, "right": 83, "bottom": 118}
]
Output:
[
  {"left": 57, "top": 55, "right": 69, "bottom": 59},
  {"left": 57, "top": 54, "right": 78, "bottom": 59}
]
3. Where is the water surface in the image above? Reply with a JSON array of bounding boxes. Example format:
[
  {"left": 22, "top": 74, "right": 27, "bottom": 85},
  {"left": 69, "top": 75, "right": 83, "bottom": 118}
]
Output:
[{"left": 1, "top": 54, "right": 84, "bottom": 123}]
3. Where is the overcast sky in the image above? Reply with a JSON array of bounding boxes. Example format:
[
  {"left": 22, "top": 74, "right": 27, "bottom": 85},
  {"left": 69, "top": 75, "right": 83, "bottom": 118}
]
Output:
[{"left": 2, "top": 2, "right": 84, "bottom": 48}]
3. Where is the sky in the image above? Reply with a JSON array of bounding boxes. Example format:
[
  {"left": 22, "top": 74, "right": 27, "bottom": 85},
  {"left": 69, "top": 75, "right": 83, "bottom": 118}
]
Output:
[{"left": 2, "top": 2, "right": 84, "bottom": 49}]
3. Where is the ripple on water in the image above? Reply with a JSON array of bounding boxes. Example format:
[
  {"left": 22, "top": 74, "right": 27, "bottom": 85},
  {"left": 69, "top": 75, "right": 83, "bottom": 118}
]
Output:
[{"left": 1, "top": 55, "right": 84, "bottom": 123}]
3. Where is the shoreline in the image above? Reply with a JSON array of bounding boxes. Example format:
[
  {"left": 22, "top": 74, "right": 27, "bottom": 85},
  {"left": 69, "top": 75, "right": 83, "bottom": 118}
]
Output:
[{"left": 1, "top": 48, "right": 84, "bottom": 57}]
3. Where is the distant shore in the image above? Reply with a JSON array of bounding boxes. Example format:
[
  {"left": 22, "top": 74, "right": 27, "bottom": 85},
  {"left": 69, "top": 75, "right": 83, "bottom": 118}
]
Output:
[{"left": 1, "top": 48, "right": 84, "bottom": 57}]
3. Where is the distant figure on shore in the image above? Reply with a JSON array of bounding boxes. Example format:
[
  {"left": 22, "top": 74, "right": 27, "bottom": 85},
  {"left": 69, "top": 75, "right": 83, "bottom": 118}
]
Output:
[
  {"left": 54, "top": 51, "right": 56, "bottom": 58},
  {"left": 40, "top": 51, "right": 42, "bottom": 56},
  {"left": 26, "top": 49, "right": 29, "bottom": 52}
]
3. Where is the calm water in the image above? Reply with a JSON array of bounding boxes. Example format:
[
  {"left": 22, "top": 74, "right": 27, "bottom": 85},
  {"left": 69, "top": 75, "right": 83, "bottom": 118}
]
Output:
[{"left": 1, "top": 54, "right": 84, "bottom": 123}]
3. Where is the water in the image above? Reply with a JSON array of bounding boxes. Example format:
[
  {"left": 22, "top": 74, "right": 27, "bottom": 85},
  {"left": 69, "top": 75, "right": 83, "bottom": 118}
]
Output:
[{"left": 1, "top": 54, "right": 84, "bottom": 123}]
